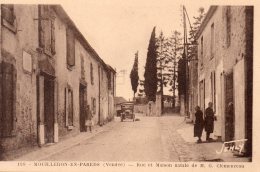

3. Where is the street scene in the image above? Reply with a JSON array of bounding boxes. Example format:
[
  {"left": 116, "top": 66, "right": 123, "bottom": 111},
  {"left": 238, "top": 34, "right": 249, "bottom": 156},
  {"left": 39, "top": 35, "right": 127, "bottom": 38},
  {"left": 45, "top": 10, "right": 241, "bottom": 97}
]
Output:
[
  {"left": 12, "top": 113, "right": 248, "bottom": 162},
  {"left": 0, "top": 1, "right": 253, "bottom": 165}
]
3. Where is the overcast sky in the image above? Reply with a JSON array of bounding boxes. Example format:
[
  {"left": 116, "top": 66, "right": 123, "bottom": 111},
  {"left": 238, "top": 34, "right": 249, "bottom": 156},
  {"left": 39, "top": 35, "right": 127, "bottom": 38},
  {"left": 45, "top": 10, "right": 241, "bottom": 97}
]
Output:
[{"left": 61, "top": 0, "right": 209, "bottom": 100}]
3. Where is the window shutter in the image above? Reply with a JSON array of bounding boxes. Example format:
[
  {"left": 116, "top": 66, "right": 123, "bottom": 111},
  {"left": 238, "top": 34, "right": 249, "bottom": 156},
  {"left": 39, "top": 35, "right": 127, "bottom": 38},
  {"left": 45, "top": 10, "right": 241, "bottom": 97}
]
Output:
[
  {"left": 51, "top": 20, "right": 56, "bottom": 55},
  {"left": 65, "top": 87, "right": 68, "bottom": 127},
  {"left": 39, "top": 5, "right": 45, "bottom": 49},
  {"left": 1, "top": 62, "right": 16, "bottom": 137},
  {"left": 1, "top": 4, "right": 15, "bottom": 25},
  {"left": 0, "top": 63, "right": 3, "bottom": 137},
  {"left": 68, "top": 89, "right": 73, "bottom": 126},
  {"left": 66, "top": 28, "right": 75, "bottom": 67}
]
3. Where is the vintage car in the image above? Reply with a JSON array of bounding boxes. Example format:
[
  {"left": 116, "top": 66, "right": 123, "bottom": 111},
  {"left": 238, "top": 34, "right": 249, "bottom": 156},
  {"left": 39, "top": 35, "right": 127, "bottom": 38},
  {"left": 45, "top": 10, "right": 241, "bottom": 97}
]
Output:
[{"left": 120, "top": 102, "right": 135, "bottom": 122}]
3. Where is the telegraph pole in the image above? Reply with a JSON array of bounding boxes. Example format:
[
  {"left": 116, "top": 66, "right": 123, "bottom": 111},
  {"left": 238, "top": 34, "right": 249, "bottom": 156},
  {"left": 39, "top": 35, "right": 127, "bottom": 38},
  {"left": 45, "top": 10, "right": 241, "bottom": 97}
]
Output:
[
  {"left": 183, "top": 6, "right": 189, "bottom": 117},
  {"left": 172, "top": 32, "right": 177, "bottom": 108}
]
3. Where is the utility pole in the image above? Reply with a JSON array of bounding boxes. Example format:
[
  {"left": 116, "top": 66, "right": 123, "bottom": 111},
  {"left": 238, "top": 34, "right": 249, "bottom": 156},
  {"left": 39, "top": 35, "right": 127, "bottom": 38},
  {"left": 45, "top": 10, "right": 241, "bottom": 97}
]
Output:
[
  {"left": 183, "top": 6, "right": 189, "bottom": 117},
  {"left": 172, "top": 32, "right": 177, "bottom": 109}
]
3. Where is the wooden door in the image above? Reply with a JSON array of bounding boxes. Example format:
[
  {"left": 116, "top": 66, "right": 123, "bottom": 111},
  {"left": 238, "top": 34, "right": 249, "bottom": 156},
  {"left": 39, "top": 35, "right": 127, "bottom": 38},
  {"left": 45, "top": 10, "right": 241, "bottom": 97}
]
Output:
[
  {"left": 44, "top": 78, "right": 54, "bottom": 143},
  {"left": 79, "top": 84, "right": 87, "bottom": 132}
]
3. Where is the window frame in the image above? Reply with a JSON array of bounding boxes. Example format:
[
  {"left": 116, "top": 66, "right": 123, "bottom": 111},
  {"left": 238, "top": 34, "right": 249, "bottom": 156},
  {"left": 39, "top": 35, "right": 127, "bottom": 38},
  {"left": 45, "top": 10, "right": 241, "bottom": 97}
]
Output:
[
  {"left": 90, "top": 63, "right": 94, "bottom": 85},
  {"left": 226, "top": 6, "right": 231, "bottom": 48},
  {"left": 210, "top": 23, "right": 215, "bottom": 59},
  {"left": 65, "top": 85, "right": 74, "bottom": 129},
  {"left": 200, "top": 36, "right": 204, "bottom": 68},
  {"left": 66, "top": 27, "right": 75, "bottom": 69},
  {"left": 38, "top": 5, "right": 56, "bottom": 57}
]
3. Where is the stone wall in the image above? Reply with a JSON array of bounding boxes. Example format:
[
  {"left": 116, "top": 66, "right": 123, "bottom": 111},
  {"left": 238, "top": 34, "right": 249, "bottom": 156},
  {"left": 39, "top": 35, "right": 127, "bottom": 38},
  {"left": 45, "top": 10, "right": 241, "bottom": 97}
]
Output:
[
  {"left": 1, "top": 5, "right": 39, "bottom": 152},
  {"left": 197, "top": 6, "right": 247, "bottom": 140},
  {"left": 0, "top": 5, "right": 116, "bottom": 154}
]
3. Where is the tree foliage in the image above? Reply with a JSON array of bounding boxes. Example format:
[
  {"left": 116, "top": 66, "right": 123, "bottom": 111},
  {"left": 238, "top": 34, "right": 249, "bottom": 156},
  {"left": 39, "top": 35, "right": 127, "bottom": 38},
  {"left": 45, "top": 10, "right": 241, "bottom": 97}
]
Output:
[
  {"left": 187, "top": 7, "right": 206, "bottom": 60},
  {"left": 130, "top": 51, "right": 139, "bottom": 97},
  {"left": 156, "top": 31, "right": 183, "bottom": 94},
  {"left": 144, "top": 27, "right": 158, "bottom": 101}
]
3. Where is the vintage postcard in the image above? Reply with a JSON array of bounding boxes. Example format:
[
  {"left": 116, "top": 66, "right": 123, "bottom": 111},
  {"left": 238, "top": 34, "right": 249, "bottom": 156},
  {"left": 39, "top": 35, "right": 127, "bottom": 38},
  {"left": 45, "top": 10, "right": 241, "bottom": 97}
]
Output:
[{"left": 0, "top": 0, "right": 259, "bottom": 171}]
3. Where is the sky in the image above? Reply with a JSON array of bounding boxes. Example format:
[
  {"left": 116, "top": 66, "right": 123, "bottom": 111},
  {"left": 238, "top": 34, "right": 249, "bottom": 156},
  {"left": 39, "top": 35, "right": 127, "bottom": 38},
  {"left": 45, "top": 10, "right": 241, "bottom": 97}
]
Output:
[{"left": 60, "top": 0, "right": 209, "bottom": 100}]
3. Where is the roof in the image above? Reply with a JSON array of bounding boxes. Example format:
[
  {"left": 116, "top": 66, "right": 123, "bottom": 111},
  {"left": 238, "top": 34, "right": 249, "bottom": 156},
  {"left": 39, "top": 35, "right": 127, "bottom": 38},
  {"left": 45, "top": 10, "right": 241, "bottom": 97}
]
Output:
[
  {"left": 106, "top": 64, "right": 116, "bottom": 74},
  {"left": 52, "top": 5, "right": 114, "bottom": 70},
  {"left": 114, "top": 97, "right": 127, "bottom": 105},
  {"left": 195, "top": 6, "right": 218, "bottom": 39}
]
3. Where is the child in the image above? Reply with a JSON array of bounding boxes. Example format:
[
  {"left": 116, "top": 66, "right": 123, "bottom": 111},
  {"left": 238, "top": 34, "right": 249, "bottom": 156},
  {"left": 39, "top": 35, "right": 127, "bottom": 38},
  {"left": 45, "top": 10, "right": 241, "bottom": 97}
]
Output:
[{"left": 85, "top": 105, "right": 93, "bottom": 132}]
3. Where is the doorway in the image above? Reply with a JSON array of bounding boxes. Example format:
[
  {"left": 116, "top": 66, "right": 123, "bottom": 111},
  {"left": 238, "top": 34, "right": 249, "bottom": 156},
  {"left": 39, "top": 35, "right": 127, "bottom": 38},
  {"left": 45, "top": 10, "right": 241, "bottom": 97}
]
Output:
[
  {"left": 224, "top": 72, "right": 234, "bottom": 141},
  {"left": 79, "top": 84, "right": 87, "bottom": 132},
  {"left": 199, "top": 79, "right": 205, "bottom": 113},
  {"left": 44, "top": 77, "right": 55, "bottom": 143}
]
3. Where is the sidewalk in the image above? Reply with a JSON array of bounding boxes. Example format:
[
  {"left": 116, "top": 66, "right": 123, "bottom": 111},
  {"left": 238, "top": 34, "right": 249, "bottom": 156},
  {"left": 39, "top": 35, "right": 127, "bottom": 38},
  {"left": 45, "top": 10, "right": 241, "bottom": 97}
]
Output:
[
  {"left": 11, "top": 120, "right": 117, "bottom": 161},
  {"left": 176, "top": 121, "right": 251, "bottom": 162}
]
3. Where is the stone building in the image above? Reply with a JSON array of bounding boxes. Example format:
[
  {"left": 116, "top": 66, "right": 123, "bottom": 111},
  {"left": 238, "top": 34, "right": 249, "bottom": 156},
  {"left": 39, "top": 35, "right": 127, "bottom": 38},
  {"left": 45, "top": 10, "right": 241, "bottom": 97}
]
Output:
[
  {"left": 0, "top": 5, "right": 116, "bottom": 155},
  {"left": 194, "top": 6, "right": 253, "bottom": 154}
]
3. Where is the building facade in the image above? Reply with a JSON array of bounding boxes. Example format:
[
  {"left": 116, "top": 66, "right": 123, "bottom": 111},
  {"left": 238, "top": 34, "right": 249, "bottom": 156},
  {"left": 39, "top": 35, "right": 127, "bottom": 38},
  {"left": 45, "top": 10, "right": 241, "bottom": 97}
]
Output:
[
  {"left": 194, "top": 6, "right": 253, "bottom": 154},
  {"left": 0, "top": 5, "right": 116, "bottom": 154}
]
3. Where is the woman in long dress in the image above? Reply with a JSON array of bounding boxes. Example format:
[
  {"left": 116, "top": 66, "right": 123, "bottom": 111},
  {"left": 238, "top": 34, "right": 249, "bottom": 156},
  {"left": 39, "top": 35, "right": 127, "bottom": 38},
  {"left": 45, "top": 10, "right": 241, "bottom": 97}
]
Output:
[{"left": 194, "top": 106, "right": 204, "bottom": 143}]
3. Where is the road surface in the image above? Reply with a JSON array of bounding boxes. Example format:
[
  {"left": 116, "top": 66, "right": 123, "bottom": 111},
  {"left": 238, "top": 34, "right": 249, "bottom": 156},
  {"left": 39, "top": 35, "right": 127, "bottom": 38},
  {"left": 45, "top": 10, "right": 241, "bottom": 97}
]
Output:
[{"left": 45, "top": 114, "right": 185, "bottom": 161}]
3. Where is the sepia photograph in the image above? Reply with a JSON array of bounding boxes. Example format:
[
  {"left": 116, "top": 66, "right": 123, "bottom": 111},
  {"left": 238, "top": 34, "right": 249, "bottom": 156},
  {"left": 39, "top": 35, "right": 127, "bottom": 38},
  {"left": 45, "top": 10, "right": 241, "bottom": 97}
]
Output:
[{"left": 0, "top": 0, "right": 258, "bottom": 171}]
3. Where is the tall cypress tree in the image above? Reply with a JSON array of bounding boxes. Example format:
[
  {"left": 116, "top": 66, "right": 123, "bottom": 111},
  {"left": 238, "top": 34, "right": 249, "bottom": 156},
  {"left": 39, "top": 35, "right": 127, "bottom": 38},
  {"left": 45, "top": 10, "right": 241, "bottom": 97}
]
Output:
[
  {"left": 144, "top": 27, "right": 158, "bottom": 101},
  {"left": 130, "top": 51, "right": 139, "bottom": 98}
]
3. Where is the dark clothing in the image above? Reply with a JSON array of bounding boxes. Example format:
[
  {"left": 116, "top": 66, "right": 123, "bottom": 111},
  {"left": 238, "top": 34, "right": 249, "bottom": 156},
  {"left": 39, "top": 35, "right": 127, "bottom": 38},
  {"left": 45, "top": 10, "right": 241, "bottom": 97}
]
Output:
[
  {"left": 225, "top": 104, "right": 234, "bottom": 141},
  {"left": 194, "top": 110, "right": 204, "bottom": 137},
  {"left": 206, "top": 132, "right": 211, "bottom": 140},
  {"left": 204, "top": 107, "right": 215, "bottom": 133}
]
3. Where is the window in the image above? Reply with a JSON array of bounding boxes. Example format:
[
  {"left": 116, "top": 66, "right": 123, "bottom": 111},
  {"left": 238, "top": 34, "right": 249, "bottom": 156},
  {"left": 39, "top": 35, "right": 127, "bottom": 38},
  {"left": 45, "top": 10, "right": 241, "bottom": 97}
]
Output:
[
  {"left": 65, "top": 86, "right": 73, "bottom": 128},
  {"left": 2, "top": 4, "right": 15, "bottom": 25},
  {"left": 1, "top": 4, "right": 16, "bottom": 33},
  {"left": 0, "top": 62, "right": 17, "bottom": 137},
  {"left": 210, "top": 23, "right": 215, "bottom": 58},
  {"left": 90, "top": 63, "right": 94, "bottom": 85},
  {"left": 91, "top": 98, "right": 96, "bottom": 114},
  {"left": 66, "top": 27, "right": 75, "bottom": 68},
  {"left": 39, "top": 5, "right": 55, "bottom": 56},
  {"left": 211, "top": 71, "right": 216, "bottom": 111},
  {"left": 80, "top": 55, "right": 85, "bottom": 79},
  {"left": 108, "top": 71, "right": 111, "bottom": 90},
  {"left": 226, "top": 6, "right": 231, "bottom": 47},
  {"left": 200, "top": 36, "right": 203, "bottom": 67}
]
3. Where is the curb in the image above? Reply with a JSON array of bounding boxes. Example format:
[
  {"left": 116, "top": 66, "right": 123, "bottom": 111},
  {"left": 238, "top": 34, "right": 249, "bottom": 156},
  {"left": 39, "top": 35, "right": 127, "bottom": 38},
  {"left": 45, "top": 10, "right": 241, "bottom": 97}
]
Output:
[{"left": 15, "top": 121, "right": 116, "bottom": 161}]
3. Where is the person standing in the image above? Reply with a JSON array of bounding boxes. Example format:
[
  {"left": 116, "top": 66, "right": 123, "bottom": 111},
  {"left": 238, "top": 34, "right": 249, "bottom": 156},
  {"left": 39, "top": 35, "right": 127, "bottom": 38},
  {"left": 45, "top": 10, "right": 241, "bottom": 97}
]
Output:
[
  {"left": 226, "top": 102, "right": 234, "bottom": 141},
  {"left": 85, "top": 105, "right": 93, "bottom": 133},
  {"left": 204, "top": 102, "right": 216, "bottom": 142},
  {"left": 194, "top": 106, "right": 204, "bottom": 143}
]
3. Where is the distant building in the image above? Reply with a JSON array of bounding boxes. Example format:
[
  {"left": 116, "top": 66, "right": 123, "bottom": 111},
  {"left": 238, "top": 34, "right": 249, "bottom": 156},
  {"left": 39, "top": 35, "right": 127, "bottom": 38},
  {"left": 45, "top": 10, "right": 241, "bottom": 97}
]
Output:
[
  {"left": 0, "top": 5, "right": 116, "bottom": 155},
  {"left": 193, "top": 6, "right": 253, "bottom": 155}
]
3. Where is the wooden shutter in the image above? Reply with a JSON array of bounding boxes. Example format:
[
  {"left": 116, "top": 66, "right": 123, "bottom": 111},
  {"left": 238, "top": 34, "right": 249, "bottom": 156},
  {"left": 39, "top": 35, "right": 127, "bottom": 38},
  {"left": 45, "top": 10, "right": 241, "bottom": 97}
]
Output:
[
  {"left": 39, "top": 5, "right": 45, "bottom": 49},
  {"left": 51, "top": 20, "right": 55, "bottom": 54},
  {"left": 90, "top": 63, "right": 94, "bottom": 84},
  {"left": 93, "top": 98, "right": 96, "bottom": 114},
  {"left": 68, "top": 89, "right": 73, "bottom": 126},
  {"left": 39, "top": 5, "right": 55, "bottom": 55},
  {"left": 66, "top": 28, "right": 75, "bottom": 67},
  {"left": 0, "top": 63, "right": 3, "bottom": 136},
  {"left": 1, "top": 62, "right": 16, "bottom": 137},
  {"left": 1, "top": 4, "right": 15, "bottom": 25}
]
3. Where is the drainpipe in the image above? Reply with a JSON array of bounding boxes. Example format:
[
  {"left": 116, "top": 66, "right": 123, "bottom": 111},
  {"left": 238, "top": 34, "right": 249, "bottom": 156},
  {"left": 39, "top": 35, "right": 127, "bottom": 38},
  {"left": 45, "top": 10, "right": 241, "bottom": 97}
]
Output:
[{"left": 98, "top": 65, "right": 101, "bottom": 126}]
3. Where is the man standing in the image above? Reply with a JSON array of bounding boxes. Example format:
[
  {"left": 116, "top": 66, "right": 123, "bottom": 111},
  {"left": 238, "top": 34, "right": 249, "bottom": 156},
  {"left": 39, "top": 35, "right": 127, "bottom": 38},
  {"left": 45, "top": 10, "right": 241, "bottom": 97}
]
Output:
[{"left": 204, "top": 102, "right": 216, "bottom": 142}]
